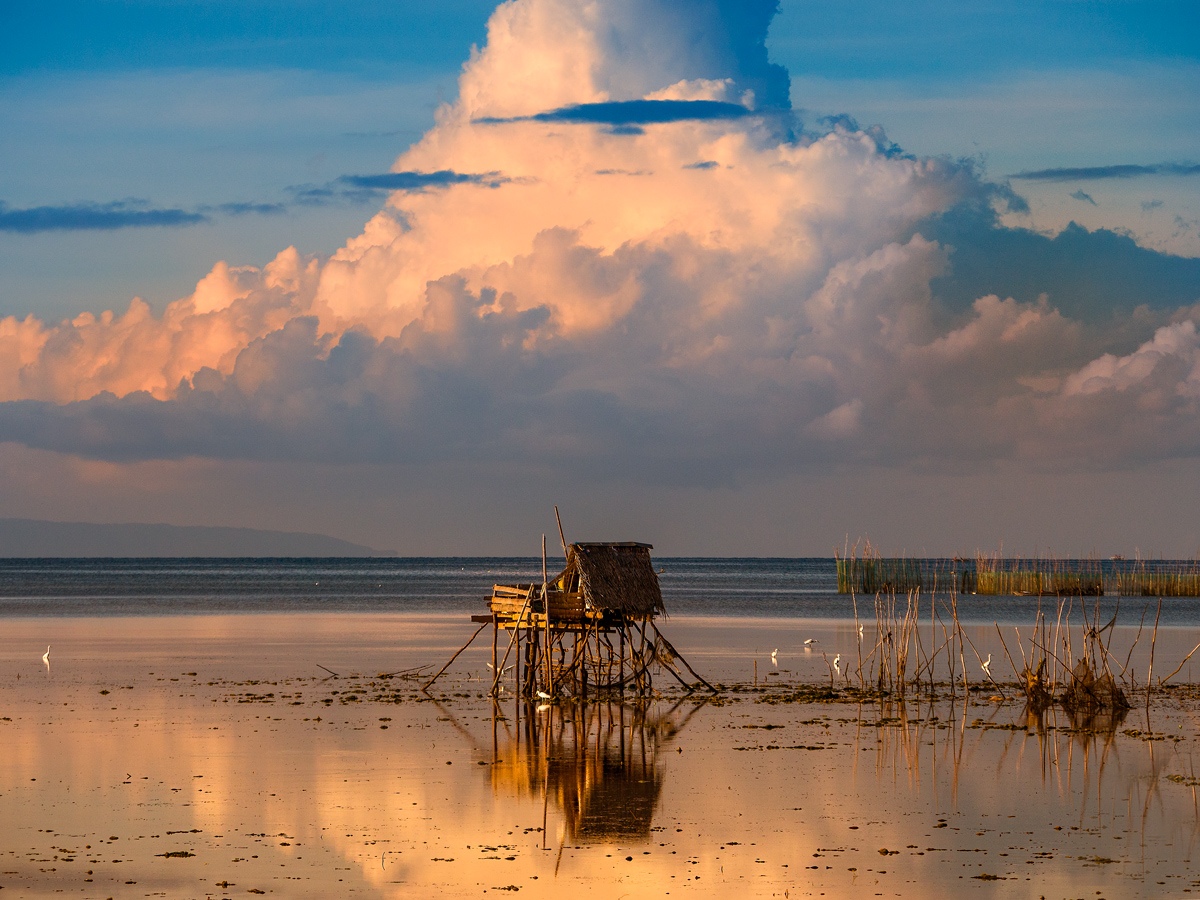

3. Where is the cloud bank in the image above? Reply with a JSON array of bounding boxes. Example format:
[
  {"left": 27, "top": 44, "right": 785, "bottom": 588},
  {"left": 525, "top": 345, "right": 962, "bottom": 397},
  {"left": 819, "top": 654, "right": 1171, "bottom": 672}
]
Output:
[{"left": 1, "top": 0, "right": 1199, "bottom": 490}]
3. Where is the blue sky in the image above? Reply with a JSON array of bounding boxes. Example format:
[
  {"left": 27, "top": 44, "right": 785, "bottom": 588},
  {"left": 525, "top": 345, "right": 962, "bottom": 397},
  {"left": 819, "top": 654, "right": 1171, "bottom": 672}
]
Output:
[{"left": 0, "top": 1, "right": 1199, "bottom": 555}]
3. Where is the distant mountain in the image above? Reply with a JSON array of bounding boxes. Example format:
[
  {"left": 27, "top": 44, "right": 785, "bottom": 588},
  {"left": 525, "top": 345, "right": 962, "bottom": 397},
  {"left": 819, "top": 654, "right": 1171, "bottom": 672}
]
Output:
[{"left": 0, "top": 518, "right": 386, "bottom": 557}]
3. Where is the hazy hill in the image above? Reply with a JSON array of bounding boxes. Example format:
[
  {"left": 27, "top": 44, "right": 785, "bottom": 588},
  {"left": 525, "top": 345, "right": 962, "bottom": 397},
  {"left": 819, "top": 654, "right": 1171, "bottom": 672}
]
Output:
[{"left": 0, "top": 518, "right": 385, "bottom": 557}]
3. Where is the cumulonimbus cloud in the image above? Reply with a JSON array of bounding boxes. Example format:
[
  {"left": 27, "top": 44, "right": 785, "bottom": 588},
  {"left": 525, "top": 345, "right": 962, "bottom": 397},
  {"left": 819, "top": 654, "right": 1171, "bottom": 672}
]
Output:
[{"left": 0, "top": 0, "right": 1198, "bottom": 482}]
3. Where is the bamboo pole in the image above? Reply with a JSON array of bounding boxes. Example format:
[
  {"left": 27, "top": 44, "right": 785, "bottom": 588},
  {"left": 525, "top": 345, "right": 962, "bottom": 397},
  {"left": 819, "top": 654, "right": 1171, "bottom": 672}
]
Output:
[
  {"left": 619, "top": 624, "right": 625, "bottom": 698},
  {"left": 554, "top": 505, "right": 569, "bottom": 559},
  {"left": 422, "top": 621, "right": 490, "bottom": 691},
  {"left": 651, "top": 623, "right": 718, "bottom": 693},
  {"left": 543, "top": 534, "right": 553, "bottom": 698}
]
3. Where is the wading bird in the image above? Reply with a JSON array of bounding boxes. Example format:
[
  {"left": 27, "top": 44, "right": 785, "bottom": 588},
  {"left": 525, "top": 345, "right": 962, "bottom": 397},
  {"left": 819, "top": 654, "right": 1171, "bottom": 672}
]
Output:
[
  {"left": 770, "top": 649, "right": 778, "bottom": 665},
  {"left": 42, "top": 645, "right": 50, "bottom": 666},
  {"left": 833, "top": 653, "right": 841, "bottom": 677},
  {"left": 981, "top": 654, "right": 992, "bottom": 678}
]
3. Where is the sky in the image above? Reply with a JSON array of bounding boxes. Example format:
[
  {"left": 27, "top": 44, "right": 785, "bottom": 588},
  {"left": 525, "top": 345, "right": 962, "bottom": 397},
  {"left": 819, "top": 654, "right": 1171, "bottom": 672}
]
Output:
[{"left": 1, "top": 0, "right": 1199, "bottom": 557}]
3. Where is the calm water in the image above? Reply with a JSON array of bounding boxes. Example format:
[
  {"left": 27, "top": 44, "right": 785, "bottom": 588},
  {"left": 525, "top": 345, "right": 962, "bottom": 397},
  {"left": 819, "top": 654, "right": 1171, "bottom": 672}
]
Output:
[
  {"left": 3, "top": 557, "right": 1200, "bottom": 625},
  {"left": 3, "top": 614, "right": 1200, "bottom": 899}
]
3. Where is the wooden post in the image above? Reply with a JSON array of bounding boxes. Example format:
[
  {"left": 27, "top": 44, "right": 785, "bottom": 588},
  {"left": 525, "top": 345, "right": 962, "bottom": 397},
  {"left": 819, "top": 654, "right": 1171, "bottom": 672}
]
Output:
[
  {"left": 650, "top": 622, "right": 718, "bottom": 693},
  {"left": 619, "top": 624, "right": 626, "bottom": 697},
  {"left": 422, "top": 621, "right": 489, "bottom": 691},
  {"left": 554, "top": 506, "right": 568, "bottom": 559},
  {"left": 543, "top": 534, "right": 553, "bottom": 698}
]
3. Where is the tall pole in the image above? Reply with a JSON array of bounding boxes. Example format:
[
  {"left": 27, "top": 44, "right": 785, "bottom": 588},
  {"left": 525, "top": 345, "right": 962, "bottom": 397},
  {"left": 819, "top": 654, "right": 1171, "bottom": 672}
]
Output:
[
  {"left": 554, "top": 506, "right": 568, "bottom": 558},
  {"left": 542, "top": 534, "right": 553, "bottom": 697}
]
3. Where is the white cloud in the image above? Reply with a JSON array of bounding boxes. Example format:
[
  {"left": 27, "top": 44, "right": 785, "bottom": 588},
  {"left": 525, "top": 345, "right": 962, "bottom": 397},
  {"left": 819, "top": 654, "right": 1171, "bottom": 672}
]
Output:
[
  {"left": 0, "top": 0, "right": 1198, "bottom": 486},
  {"left": 1063, "top": 320, "right": 1200, "bottom": 398}
]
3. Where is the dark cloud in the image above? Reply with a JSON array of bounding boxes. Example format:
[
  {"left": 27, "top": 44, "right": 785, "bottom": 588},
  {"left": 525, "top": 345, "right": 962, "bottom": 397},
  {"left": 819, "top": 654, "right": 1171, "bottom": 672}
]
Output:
[
  {"left": 1012, "top": 163, "right": 1200, "bottom": 181},
  {"left": 684, "top": 161, "right": 720, "bottom": 170},
  {"left": 927, "top": 204, "right": 1200, "bottom": 320},
  {"left": 286, "top": 171, "right": 508, "bottom": 208},
  {"left": 475, "top": 99, "right": 757, "bottom": 127},
  {"left": 1070, "top": 189, "right": 1098, "bottom": 206},
  {"left": 0, "top": 200, "right": 207, "bottom": 233},
  {"left": 214, "top": 202, "right": 288, "bottom": 217},
  {"left": 337, "top": 170, "right": 508, "bottom": 191},
  {"left": 0, "top": 199, "right": 299, "bottom": 232}
]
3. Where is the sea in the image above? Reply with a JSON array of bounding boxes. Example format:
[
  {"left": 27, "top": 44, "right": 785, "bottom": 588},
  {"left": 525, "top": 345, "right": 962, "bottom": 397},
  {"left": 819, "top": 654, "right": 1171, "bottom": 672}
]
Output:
[{"left": 3, "top": 556, "right": 1200, "bottom": 625}]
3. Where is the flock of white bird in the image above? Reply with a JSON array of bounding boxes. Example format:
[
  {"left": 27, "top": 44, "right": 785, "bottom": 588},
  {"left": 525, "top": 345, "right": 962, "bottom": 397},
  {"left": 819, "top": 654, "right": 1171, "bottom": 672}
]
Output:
[{"left": 766, "top": 634, "right": 997, "bottom": 682}]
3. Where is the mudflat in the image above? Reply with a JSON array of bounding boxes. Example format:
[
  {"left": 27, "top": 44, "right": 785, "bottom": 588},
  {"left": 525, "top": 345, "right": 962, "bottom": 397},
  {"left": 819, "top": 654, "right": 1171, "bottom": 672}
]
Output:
[{"left": 2, "top": 613, "right": 1199, "bottom": 898}]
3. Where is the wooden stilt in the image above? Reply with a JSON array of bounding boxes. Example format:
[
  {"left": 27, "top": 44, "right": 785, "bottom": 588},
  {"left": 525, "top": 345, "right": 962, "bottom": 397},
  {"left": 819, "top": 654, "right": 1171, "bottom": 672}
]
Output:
[
  {"left": 542, "top": 534, "right": 553, "bottom": 698},
  {"left": 618, "top": 625, "right": 626, "bottom": 698},
  {"left": 651, "top": 622, "right": 718, "bottom": 693},
  {"left": 422, "top": 621, "right": 489, "bottom": 691}
]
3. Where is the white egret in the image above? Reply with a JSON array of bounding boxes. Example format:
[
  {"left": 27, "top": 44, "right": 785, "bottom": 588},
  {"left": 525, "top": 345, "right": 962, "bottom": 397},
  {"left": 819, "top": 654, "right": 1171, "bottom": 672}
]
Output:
[
  {"left": 858, "top": 624, "right": 864, "bottom": 641},
  {"left": 42, "top": 645, "right": 50, "bottom": 667},
  {"left": 536, "top": 690, "right": 552, "bottom": 701},
  {"left": 833, "top": 653, "right": 841, "bottom": 677},
  {"left": 770, "top": 649, "right": 778, "bottom": 665},
  {"left": 981, "top": 654, "right": 992, "bottom": 678}
]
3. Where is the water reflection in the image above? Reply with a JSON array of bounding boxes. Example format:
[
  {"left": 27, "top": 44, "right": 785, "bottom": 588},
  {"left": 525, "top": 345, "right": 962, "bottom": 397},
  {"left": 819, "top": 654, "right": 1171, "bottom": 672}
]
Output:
[
  {"left": 8, "top": 615, "right": 1200, "bottom": 898},
  {"left": 486, "top": 699, "right": 699, "bottom": 844},
  {"left": 853, "top": 692, "right": 1198, "bottom": 851}
]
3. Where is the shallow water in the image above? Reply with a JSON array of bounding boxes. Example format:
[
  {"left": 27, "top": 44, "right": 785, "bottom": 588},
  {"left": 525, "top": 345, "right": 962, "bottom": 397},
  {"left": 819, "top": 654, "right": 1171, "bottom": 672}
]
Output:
[{"left": 3, "top": 614, "right": 1200, "bottom": 898}]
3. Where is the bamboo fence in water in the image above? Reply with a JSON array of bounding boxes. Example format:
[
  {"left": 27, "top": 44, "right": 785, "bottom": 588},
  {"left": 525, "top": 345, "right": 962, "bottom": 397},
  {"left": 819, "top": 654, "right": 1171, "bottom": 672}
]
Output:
[{"left": 836, "top": 550, "right": 1200, "bottom": 597}]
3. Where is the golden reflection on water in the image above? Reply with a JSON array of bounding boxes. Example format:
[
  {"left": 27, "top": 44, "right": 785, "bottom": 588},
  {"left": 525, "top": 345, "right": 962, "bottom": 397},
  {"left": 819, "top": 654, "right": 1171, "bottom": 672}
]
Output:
[
  {"left": 482, "top": 699, "right": 698, "bottom": 845},
  {"left": 3, "top": 614, "right": 1200, "bottom": 898}
]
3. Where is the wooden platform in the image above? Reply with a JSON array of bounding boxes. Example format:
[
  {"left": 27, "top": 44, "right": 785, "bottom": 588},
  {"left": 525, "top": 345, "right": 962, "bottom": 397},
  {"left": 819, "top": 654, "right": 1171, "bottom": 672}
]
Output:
[{"left": 489, "top": 583, "right": 591, "bottom": 626}]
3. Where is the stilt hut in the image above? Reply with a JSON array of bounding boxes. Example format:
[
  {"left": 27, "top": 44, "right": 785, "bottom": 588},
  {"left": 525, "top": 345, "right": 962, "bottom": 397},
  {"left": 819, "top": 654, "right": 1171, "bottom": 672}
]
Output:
[{"left": 425, "top": 539, "right": 714, "bottom": 697}]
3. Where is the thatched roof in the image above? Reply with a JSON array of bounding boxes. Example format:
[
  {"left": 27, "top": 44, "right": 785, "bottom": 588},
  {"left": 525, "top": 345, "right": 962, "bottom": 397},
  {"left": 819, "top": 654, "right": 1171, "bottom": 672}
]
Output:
[{"left": 567, "top": 542, "right": 664, "bottom": 617}]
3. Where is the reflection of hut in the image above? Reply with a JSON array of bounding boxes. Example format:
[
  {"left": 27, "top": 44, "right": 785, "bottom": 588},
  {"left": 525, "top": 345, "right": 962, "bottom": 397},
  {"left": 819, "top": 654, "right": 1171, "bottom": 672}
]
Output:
[
  {"left": 571, "top": 752, "right": 662, "bottom": 841},
  {"left": 427, "top": 537, "right": 713, "bottom": 698},
  {"left": 489, "top": 701, "right": 678, "bottom": 844}
]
